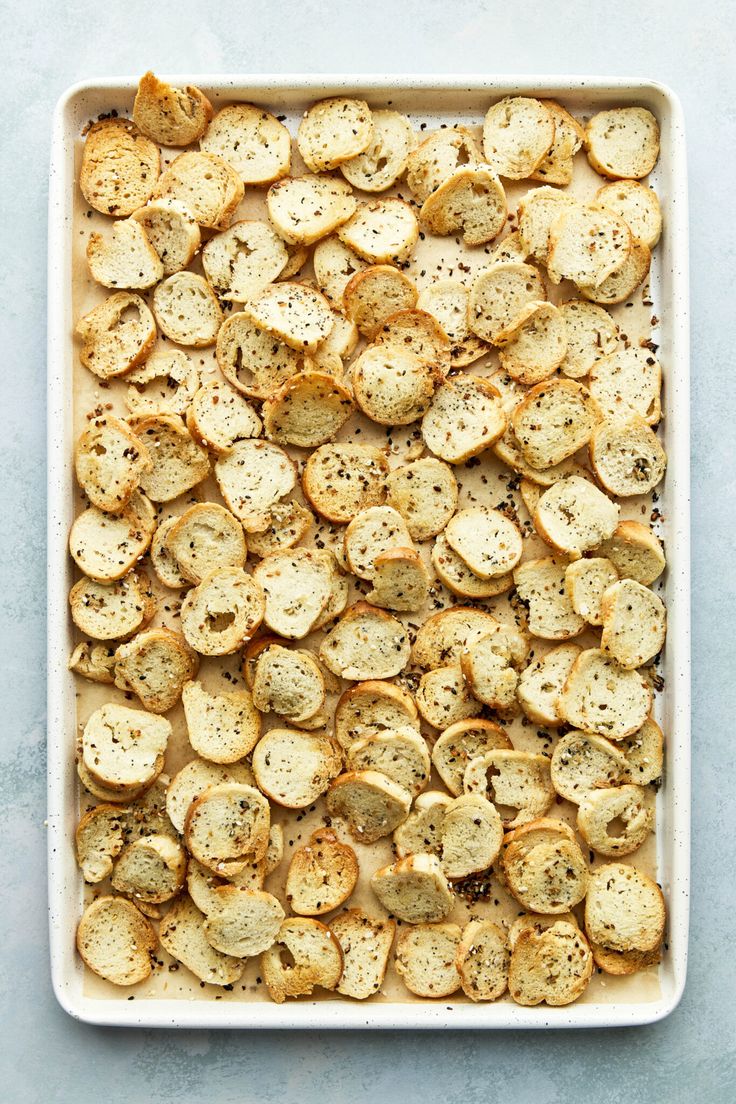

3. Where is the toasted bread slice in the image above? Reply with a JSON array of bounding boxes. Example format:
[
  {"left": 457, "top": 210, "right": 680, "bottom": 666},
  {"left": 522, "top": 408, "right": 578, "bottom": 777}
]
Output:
[
  {"left": 131, "top": 200, "right": 201, "bottom": 277},
  {"left": 200, "top": 103, "right": 291, "bottom": 184},
  {"left": 189, "top": 850, "right": 264, "bottom": 905},
  {"left": 420, "top": 165, "right": 507, "bottom": 246},
  {"left": 251, "top": 644, "right": 326, "bottom": 724},
  {"left": 130, "top": 414, "right": 210, "bottom": 502},
  {"left": 445, "top": 508, "right": 522, "bottom": 579},
  {"left": 596, "top": 520, "right": 665, "bottom": 585},
  {"left": 589, "top": 941, "right": 661, "bottom": 976},
  {"left": 80, "top": 118, "right": 159, "bottom": 217},
  {"left": 334, "top": 680, "right": 419, "bottom": 751},
  {"left": 468, "top": 262, "right": 546, "bottom": 343},
  {"left": 182, "top": 680, "right": 261, "bottom": 764},
  {"left": 150, "top": 516, "right": 189, "bottom": 589},
  {"left": 297, "top": 97, "right": 373, "bottom": 171},
  {"left": 319, "top": 602, "right": 410, "bottom": 681},
  {"left": 585, "top": 107, "right": 660, "bottom": 180},
  {"left": 559, "top": 299, "right": 618, "bottom": 379},
  {"left": 464, "top": 749, "right": 554, "bottom": 828},
  {"left": 516, "top": 186, "right": 577, "bottom": 264},
  {"left": 534, "top": 476, "right": 619, "bottom": 559},
  {"left": 584, "top": 862, "right": 665, "bottom": 952},
  {"left": 547, "top": 202, "right": 632, "bottom": 287},
  {"left": 75, "top": 804, "right": 126, "bottom": 883},
  {"left": 165, "top": 759, "right": 255, "bottom": 833},
  {"left": 185, "top": 781, "right": 270, "bottom": 875},
  {"left": 76, "top": 896, "right": 156, "bottom": 985},
  {"left": 578, "top": 238, "right": 651, "bottom": 305},
  {"left": 152, "top": 271, "right": 222, "bottom": 347},
  {"left": 619, "top": 717, "right": 664, "bottom": 786},
  {"left": 590, "top": 416, "right": 666, "bottom": 497},
  {"left": 159, "top": 895, "right": 245, "bottom": 986},
  {"left": 406, "top": 126, "right": 482, "bottom": 202},
  {"left": 565, "top": 557, "right": 619, "bottom": 625},
  {"left": 509, "top": 921, "right": 593, "bottom": 1006},
  {"left": 186, "top": 380, "right": 261, "bottom": 454},
  {"left": 302, "top": 443, "right": 388, "bottom": 524},
  {"left": 393, "top": 791, "right": 452, "bottom": 858},
  {"left": 111, "top": 832, "right": 187, "bottom": 904},
  {"left": 411, "top": 606, "right": 500, "bottom": 669},
  {"left": 344, "top": 506, "right": 414, "bottom": 581},
  {"left": 261, "top": 918, "right": 343, "bottom": 1003},
  {"left": 253, "top": 547, "right": 335, "bottom": 638},
  {"left": 87, "top": 217, "right": 164, "bottom": 290},
  {"left": 347, "top": 726, "right": 430, "bottom": 798},
  {"left": 76, "top": 291, "right": 156, "bottom": 380},
  {"left": 326, "top": 770, "right": 411, "bottom": 843},
  {"left": 366, "top": 547, "right": 430, "bottom": 612},
  {"left": 343, "top": 264, "right": 418, "bottom": 338},
  {"left": 214, "top": 438, "right": 296, "bottom": 531},
  {"left": 126, "top": 348, "right": 200, "bottom": 416},
  {"left": 69, "top": 491, "right": 155, "bottom": 582},
  {"left": 216, "top": 311, "right": 303, "bottom": 399},
  {"left": 557, "top": 648, "right": 652, "bottom": 739},
  {"left": 440, "top": 794, "right": 504, "bottom": 880},
  {"left": 352, "top": 343, "right": 439, "bottom": 427},
  {"left": 395, "top": 923, "right": 462, "bottom": 997},
  {"left": 589, "top": 347, "right": 662, "bottom": 426},
  {"left": 133, "top": 71, "right": 212, "bottom": 145},
  {"left": 512, "top": 379, "right": 601, "bottom": 469},
  {"left": 113, "top": 628, "right": 198, "bottom": 713},
  {"left": 416, "top": 663, "right": 484, "bottom": 729},
  {"left": 577, "top": 784, "right": 654, "bottom": 857},
  {"left": 267, "top": 175, "right": 357, "bottom": 246},
  {"left": 600, "top": 578, "right": 666, "bottom": 669},
  {"left": 168, "top": 503, "right": 247, "bottom": 584},
  {"left": 180, "top": 567, "right": 265, "bottom": 655},
  {"left": 341, "top": 108, "right": 413, "bottom": 192},
  {"left": 153, "top": 150, "right": 244, "bottom": 230},
  {"left": 247, "top": 500, "right": 314, "bottom": 559},
  {"left": 202, "top": 887, "right": 285, "bottom": 957},
  {"left": 550, "top": 729, "right": 628, "bottom": 804},
  {"left": 285, "top": 828, "right": 359, "bottom": 916},
  {"left": 516, "top": 643, "right": 581, "bottom": 726},
  {"left": 488, "top": 230, "right": 528, "bottom": 264},
  {"left": 502, "top": 820, "right": 588, "bottom": 914},
  {"left": 384, "top": 458, "right": 458, "bottom": 541},
  {"left": 432, "top": 535, "right": 513, "bottom": 599},
  {"left": 530, "top": 100, "right": 585, "bottom": 185},
  {"left": 431, "top": 719, "right": 512, "bottom": 796},
  {"left": 338, "top": 198, "right": 419, "bottom": 264},
  {"left": 330, "top": 909, "right": 396, "bottom": 1000},
  {"left": 416, "top": 280, "right": 488, "bottom": 367},
  {"left": 597, "top": 179, "right": 662, "bottom": 248},
  {"left": 244, "top": 283, "right": 334, "bottom": 353},
  {"left": 69, "top": 569, "right": 155, "bottom": 642},
  {"left": 313, "top": 235, "right": 370, "bottom": 305},
  {"left": 371, "top": 852, "right": 453, "bottom": 924},
  {"left": 81, "top": 702, "right": 170, "bottom": 794},
  {"left": 262, "top": 371, "right": 354, "bottom": 447},
  {"left": 460, "top": 640, "right": 518, "bottom": 714},
  {"left": 496, "top": 302, "right": 567, "bottom": 385},
  {"left": 456, "top": 920, "right": 509, "bottom": 1002},
  {"left": 514, "top": 557, "right": 585, "bottom": 641},
  {"left": 202, "top": 219, "right": 288, "bottom": 303},
  {"left": 422, "top": 374, "right": 506, "bottom": 464},
  {"left": 252, "top": 727, "right": 342, "bottom": 809},
  {"left": 482, "top": 97, "right": 555, "bottom": 179}
]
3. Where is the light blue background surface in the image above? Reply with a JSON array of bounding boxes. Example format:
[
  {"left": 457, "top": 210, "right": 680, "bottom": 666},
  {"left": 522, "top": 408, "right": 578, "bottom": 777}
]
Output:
[{"left": 2, "top": 2, "right": 735, "bottom": 1100}]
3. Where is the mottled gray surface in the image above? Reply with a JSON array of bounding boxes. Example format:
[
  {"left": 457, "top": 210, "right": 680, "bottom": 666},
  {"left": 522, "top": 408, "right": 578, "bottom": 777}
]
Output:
[{"left": 1, "top": 1, "right": 734, "bottom": 1101}]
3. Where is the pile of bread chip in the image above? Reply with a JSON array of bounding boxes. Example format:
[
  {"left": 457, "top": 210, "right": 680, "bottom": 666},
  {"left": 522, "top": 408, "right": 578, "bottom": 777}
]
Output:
[{"left": 71, "top": 73, "right": 667, "bottom": 1007}]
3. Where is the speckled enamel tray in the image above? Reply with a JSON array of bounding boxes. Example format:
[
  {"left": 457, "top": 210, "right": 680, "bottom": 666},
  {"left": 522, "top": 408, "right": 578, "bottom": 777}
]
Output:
[{"left": 47, "top": 75, "right": 690, "bottom": 1028}]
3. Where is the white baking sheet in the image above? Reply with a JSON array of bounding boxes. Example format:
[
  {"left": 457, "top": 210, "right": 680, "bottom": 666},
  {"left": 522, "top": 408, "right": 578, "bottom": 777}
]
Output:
[{"left": 47, "top": 75, "right": 690, "bottom": 1028}]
